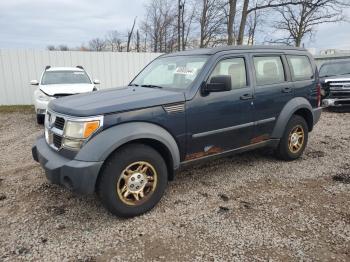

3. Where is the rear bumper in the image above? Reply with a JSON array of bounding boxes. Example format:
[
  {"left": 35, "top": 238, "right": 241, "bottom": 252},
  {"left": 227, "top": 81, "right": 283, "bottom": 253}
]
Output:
[
  {"left": 32, "top": 136, "right": 103, "bottom": 194},
  {"left": 323, "top": 98, "right": 350, "bottom": 107},
  {"left": 312, "top": 107, "right": 322, "bottom": 126}
]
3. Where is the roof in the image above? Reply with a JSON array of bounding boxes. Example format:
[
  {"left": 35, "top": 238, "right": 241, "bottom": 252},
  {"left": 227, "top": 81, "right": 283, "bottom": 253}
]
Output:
[
  {"left": 163, "top": 45, "right": 307, "bottom": 57},
  {"left": 46, "top": 67, "right": 84, "bottom": 72}
]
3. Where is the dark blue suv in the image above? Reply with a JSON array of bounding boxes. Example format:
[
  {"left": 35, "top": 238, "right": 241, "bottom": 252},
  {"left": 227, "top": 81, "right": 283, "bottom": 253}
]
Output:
[{"left": 32, "top": 46, "right": 322, "bottom": 217}]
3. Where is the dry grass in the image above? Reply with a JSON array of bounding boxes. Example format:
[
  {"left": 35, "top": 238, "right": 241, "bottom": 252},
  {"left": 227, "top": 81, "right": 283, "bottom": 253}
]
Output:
[{"left": 0, "top": 105, "right": 34, "bottom": 114}]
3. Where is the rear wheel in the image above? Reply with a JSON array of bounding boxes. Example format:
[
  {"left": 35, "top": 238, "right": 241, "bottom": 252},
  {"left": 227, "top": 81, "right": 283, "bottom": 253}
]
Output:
[
  {"left": 275, "top": 115, "right": 308, "bottom": 161},
  {"left": 97, "top": 144, "right": 168, "bottom": 217},
  {"left": 36, "top": 114, "right": 44, "bottom": 125}
]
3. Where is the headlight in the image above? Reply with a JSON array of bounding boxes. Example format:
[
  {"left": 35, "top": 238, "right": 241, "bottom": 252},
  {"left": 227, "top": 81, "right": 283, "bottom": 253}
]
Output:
[
  {"left": 35, "top": 89, "right": 51, "bottom": 102},
  {"left": 64, "top": 120, "right": 101, "bottom": 139},
  {"left": 62, "top": 117, "right": 102, "bottom": 150}
]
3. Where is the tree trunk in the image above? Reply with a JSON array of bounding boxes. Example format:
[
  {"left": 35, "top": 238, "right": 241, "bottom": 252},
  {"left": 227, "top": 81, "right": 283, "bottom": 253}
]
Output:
[
  {"left": 200, "top": 0, "right": 208, "bottom": 48},
  {"left": 237, "top": 0, "right": 249, "bottom": 45},
  {"left": 227, "top": 0, "right": 237, "bottom": 45},
  {"left": 181, "top": 1, "right": 186, "bottom": 50},
  {"left": 178, "top": 0, "right": 181, "bottom": 51},
  {"left": 127, "top": 17, "right": 137, "bottom": 52},
  {"left": 136, "top": 30, "right": 140, "bottom": 52}
]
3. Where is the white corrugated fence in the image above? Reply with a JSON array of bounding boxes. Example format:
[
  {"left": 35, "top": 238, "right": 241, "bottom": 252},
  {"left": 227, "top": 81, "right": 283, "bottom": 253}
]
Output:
[{"left": 0, "top": 49, "right": 162, "bottom": 105}]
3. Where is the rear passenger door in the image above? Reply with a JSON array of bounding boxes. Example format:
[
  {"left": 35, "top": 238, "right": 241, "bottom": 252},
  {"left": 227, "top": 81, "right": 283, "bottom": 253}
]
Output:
[{"left": 251, "top": 54, "right": 293, "bottom": 141}]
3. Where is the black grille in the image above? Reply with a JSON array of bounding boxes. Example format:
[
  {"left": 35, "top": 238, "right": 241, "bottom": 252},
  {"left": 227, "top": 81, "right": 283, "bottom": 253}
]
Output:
[
  {"left": 54, "top": 117, "right": 65, "bottom": 130},
  {"left": 53, "top": 134, "right": 62, "bottom": 149},
  {"left": 330, "top": 91, "right": 350, "bottom": 99}
]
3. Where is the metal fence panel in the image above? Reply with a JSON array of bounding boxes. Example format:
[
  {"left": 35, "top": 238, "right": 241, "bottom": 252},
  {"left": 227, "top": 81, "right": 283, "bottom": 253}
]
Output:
[{"left": 0, "top": 49, "right": 161, "bottom": 105}]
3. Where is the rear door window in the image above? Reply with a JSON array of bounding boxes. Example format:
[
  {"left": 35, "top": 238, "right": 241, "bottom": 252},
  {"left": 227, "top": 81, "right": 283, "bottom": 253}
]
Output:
[
  {"left": 253, "top": 56, "right": 285, "bottom": 86},
  {"left": 287, "top": 55, "right": 313, "bottom": 81}
]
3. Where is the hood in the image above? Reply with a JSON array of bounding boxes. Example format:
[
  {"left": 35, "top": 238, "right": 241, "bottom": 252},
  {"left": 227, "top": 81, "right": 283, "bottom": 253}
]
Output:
[
  {"left": 320, "top": 74, "right": 350, "bottom": 84},
  {"left": 40, "top": 83, "right": 95, "bottom": 96},
  {"left": 49, "top": 86, "right": 186, "bottom": 116}
]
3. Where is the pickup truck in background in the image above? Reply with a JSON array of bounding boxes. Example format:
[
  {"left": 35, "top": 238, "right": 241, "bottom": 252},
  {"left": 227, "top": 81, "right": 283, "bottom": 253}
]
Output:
[{"left": 319, "top": 60, "right": 350, "bottom": 108}]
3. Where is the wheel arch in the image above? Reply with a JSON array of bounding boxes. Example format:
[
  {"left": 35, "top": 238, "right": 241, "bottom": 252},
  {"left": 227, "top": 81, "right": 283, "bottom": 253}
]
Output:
[
  {"left": 75, "top": 122, "right": 181, "bottom": 182},
  {"left": 271, "top": 97, "right": 314, "bottom": 138}
]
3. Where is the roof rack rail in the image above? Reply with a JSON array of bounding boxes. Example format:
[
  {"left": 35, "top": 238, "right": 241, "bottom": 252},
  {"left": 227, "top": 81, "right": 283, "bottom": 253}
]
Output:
[
  {"left": 76, "top": 65, "right": 84, "bottom": 70},
  {"left": 45, "top": 65, "right": 51, "bottom": 70}
]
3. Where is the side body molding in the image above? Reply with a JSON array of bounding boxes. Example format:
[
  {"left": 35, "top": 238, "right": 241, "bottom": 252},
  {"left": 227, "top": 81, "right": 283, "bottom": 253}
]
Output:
[
  {"left": 271, "top": 97, "right": 313, "bottom": 139},
  {"left": 75, "top": 122, "right": 181, "bottom": 170}
]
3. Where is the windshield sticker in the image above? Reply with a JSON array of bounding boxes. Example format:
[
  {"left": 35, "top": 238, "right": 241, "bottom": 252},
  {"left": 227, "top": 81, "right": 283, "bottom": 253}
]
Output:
[
  {"left": 73, "top": 72, "right": 85, "bottom": 75},
  {"left": 175, "top": 67, "right": 196, "bottom": 75}
]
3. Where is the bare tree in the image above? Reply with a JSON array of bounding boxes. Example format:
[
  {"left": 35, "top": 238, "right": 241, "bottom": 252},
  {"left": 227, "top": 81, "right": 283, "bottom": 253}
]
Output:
[
  {"left": 106, "top": 30, "right": 123, "bottom": 52},
  {"left": 272, "top": 0, "right": 350, "bottom": 47},
  {"left": 47, "top": 45, "right": 56, "bottom": 51},
  {"left": 141, "top": 0, "right": 176, "bottom": 52},
  {"left": 89, "top": 38, "right": 106, "bottom": 51},
  {"left": 236, "top": 0, "right": 306, "bottom": 45},
  {"left": 181, "top": 0, "right": 197, "bottom": 50},
  {"left": 199, "top": 0, "right": 226, "bottom": 48},
  {"left": 246, "top": 8, "right": 264, "bottom": 45},
  {"left": 127, "top": 17, "right": 137, "bottom": 52},
  {"left": 58, "top": 45, "right": 69, "bottom": 51}
]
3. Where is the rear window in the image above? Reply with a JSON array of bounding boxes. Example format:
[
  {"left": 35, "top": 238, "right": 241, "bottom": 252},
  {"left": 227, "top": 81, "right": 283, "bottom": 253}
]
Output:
[
  {"left": 287, "top": 55, "right": 313, "bottom": 81},
  {"left": 253, "top": 56, "right": 285, "bottom": 86}
]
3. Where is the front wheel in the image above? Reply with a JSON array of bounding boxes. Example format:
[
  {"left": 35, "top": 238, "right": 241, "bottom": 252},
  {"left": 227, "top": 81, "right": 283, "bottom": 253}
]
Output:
[
  {"left": 97, "top": 144, "right": 168, "bottom": 217},
  {"left": 275, "top": 115, "right": 308, "bottom": 161}
]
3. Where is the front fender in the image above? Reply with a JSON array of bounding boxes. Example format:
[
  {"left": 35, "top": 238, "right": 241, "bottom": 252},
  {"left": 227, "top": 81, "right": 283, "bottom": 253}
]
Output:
[
  {"left": 271, "top": 97, "right": 313, "bottom": 139},
  {"left": 74, "top": 122, "right": 181, "bottom": 170}
]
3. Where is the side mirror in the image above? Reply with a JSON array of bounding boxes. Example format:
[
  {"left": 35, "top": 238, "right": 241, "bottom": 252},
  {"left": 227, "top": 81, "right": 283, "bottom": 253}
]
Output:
[
  {"left": 202, "top": 75, "right": 231, "bottom": 94},
  {"left": 93, "top": 79, "right": 100, "bottom": 84},
  {"left": 30, "top": 80, "right": 39, "bottom": 86}
]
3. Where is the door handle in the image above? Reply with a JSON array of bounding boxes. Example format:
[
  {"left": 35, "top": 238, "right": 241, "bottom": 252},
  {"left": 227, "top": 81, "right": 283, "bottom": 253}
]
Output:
[
  {"left": 240, "top": 93, "right": 254, "bottom": 100},
  {"left": 282, "top": 87, "right": 292, "bottom": 93}
]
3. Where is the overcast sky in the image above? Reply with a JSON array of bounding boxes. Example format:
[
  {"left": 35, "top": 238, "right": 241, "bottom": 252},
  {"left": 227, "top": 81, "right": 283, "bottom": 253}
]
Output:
[{"left": 0, "top": 0, "right": 349, "bottom": 51}]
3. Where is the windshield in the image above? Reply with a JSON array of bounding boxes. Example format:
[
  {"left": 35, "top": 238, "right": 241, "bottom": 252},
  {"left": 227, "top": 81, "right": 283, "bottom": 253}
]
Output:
[
  {"left": 130, "top": 55, "right": 209, "bottom": 89},
  {"left": 319, "top": 61, "right": 350, "bottom": 77},
  {"left": 41, "top": 71, "right": 91, "bottom": 85}
]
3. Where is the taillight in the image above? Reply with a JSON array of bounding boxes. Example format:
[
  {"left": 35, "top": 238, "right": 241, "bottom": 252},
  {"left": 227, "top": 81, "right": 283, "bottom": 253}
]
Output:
[{"left": 316, "top": 83, "right": 321, "bottom": 107}]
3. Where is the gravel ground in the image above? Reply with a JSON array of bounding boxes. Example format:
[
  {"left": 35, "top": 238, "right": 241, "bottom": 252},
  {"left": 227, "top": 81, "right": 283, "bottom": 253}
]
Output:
[{"left": 0, "top": 109, "right": 349, "bottom": 261}]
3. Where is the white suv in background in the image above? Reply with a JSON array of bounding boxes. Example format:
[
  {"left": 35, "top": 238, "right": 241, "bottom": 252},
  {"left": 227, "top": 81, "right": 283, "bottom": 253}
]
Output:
[{"left": 31, "top": 66, "right": 100, "bottom": 124}]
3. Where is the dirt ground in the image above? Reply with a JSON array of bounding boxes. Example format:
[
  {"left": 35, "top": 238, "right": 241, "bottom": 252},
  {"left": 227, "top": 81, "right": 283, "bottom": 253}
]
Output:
[{"left": 0, "top": 109, "right": 349, "bottom": 261}]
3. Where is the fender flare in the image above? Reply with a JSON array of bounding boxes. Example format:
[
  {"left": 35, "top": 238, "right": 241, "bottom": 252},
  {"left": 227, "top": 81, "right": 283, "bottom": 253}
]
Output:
[
  {"left": 75, "top": 122, "right": 181, "bottom": 170},
  {"left": 271, "top": 97, "right": 313, "bottom": 139}
]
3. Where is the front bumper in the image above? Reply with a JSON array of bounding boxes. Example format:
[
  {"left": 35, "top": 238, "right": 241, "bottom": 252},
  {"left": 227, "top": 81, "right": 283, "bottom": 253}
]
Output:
[
  {"left": 32, "top": 136, "right": 103, "bottom": 194},
  {"left": 34, "top": 98, "right": 50, "bottom": 113},
  {"left": 322, "top": 98, "right": 350, "bottom": 107}
]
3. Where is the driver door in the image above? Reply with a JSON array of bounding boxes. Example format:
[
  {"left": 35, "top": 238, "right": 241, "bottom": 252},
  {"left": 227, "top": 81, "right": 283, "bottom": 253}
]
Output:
[{"left": 185, "top": 56, "right": 255, "bottom": 161}]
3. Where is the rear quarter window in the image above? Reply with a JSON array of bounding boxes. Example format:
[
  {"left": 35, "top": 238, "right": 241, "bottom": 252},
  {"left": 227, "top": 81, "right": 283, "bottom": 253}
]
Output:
[{"left": 287, "top": 55, "right": 313, "bottom": 81}]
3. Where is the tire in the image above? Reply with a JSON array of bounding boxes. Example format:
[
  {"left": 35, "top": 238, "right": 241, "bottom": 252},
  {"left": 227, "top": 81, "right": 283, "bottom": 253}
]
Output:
[
  {"left": 275, "top": 115, "right": 308, "bottom": 161},
  {"left": 36, "top": 114, "right": 45, "bottom": 125},
  {"left": 97, "top": 143, "right": 168, "bottom": 217}
]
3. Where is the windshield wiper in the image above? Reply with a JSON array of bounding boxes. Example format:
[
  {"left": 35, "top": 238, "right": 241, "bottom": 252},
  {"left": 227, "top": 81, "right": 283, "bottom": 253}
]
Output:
[
  {"left": 141, "top": 84, "right": 163, "bottom": 89},
  {"left": 128, "top": 83, "right": 139, "bottom": 87}
]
